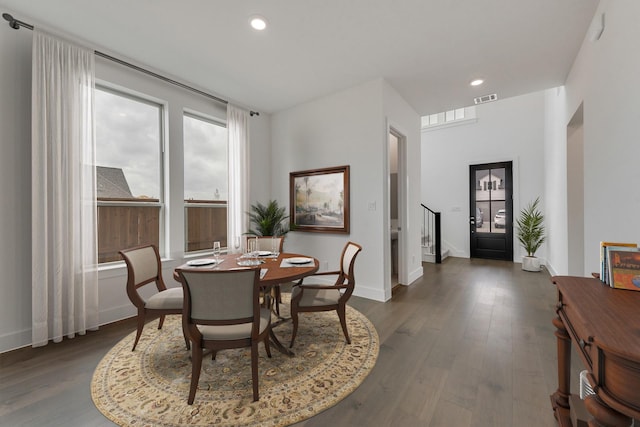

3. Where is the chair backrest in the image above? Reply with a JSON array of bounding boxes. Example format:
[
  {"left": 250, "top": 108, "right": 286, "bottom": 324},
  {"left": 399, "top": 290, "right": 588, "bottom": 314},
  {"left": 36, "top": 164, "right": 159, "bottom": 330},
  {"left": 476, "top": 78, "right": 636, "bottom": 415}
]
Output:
[
  {"left": 177, "top": 268, "right": 261, "bottom": 326},
  {"left": 246, "top": 236, "right": 284, "bottom": 253},
  {"left": 339, "top": 241, "right": 363, "bottom": 286},
  {"left": 119, "top": 244, "right": 166, "bottom": 308}
]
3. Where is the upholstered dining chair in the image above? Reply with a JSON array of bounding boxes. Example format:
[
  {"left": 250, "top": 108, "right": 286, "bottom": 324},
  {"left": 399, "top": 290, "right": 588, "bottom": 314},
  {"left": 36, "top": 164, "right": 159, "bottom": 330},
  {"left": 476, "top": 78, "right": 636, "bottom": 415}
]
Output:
[
  {"left": 119, "top": 244, "right": 189, "bottom": 351},
  {"left": 176, "top": 267, "right": 272, "bottom": 404},
  {"left": 289, "top": 241, "right": 362, "bottom": 348},
  {"left": 252, "top": 235, "right": 285, "bottom": 315}
]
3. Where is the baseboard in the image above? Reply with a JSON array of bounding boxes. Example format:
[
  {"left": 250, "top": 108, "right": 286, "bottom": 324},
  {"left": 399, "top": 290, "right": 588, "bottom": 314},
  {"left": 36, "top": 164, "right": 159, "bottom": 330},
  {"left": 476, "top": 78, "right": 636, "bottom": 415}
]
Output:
[
  {"left": 545, "top": 260, "right": 558, "bottom": 276},
  {"left": 0, "top": 327, "right": 32, "bottom": 354},
  {"left": 100, "top": 304, "right": 136, "bottom": 326},
  {"left": 422, "top": 249, "right": 450, "bottom": 263},
  {"left": 408, "top": 265, "right": 423, "bottom": 285},
  {"left": 0, "top": 304, "right": 136, "bottom": 355},
  {"left": 353, "top": 284, "right": 388, "bottom": 302}
]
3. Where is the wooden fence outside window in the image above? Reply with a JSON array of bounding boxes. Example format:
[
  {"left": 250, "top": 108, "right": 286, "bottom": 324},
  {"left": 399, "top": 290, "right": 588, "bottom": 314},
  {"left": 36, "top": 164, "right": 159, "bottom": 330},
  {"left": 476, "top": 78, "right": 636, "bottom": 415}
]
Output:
[{"left": 97, "top": 199, "right": 227, "bottom": 263}]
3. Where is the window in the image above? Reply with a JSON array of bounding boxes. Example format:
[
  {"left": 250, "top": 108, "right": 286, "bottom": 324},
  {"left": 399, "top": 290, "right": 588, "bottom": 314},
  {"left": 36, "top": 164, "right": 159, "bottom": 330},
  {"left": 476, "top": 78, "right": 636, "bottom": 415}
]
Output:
[
  {"left": 421, "top": 106, "right": 477, "bottom": 130},
  {"left": 183, "top": 113, "right": 228, "bottom": 252},
  {"left": 95, "top": 86, "right": 164, "bottom": 263}
]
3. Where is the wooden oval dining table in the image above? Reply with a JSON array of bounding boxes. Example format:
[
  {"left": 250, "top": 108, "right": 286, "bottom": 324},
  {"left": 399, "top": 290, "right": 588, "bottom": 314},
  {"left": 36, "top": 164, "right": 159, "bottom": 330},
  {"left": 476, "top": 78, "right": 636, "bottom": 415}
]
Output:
[{"left": 174, "top": 252, "right": 319, "bottom": 356}]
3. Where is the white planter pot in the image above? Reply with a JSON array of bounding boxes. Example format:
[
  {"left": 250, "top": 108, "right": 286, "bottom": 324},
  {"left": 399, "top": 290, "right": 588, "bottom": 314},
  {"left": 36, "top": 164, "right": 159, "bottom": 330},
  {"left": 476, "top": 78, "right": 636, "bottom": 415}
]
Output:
[{"left": 522, "top": 256, "right": 542, "bottom": 272}]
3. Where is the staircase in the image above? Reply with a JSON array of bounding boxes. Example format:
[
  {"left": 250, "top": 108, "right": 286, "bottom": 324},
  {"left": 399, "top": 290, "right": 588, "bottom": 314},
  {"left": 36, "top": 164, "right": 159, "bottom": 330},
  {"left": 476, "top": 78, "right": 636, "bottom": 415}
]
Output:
[{"left": 421, "top": 204, "right": 448, "bottom": 263}]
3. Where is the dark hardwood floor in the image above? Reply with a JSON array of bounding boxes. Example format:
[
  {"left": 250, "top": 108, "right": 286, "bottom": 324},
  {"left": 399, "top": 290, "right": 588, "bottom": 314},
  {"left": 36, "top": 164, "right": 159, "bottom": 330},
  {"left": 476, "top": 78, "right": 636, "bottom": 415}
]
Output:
[{"left": 0, "top": 257, "right": 578, "bottom": 426}]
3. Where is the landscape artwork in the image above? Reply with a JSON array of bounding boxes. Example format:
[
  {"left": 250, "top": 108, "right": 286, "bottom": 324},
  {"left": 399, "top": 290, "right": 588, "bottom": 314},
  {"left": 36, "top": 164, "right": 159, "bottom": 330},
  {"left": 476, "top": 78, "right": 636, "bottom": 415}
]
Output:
[{"left": 290, "top": 165, "right": 350, "bottom": 233}]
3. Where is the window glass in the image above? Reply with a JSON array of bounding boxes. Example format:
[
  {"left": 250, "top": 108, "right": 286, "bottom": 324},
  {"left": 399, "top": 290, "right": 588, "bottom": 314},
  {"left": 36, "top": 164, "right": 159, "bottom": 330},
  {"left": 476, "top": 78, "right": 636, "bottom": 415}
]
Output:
[
  {"left": 183, "top": 113, "right": 228, "bottom": 252},
  {"left": 95, "top": 87, "right": 163, "bottom": 263},
  {"left": 445, "top": 110, "right": 455, "bottom": 122}
]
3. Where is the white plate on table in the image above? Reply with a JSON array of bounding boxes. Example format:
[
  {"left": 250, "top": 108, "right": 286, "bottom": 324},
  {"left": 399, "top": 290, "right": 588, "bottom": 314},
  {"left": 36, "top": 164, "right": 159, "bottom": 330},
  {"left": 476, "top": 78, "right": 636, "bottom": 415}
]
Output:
[
  {"left": 257, "top": 251, "right": 272, "bottom": 256},
  {"left": 286, "top": 257, "right": 313, "bottom": 265},
  {"left": 187, "top": 258, "right": 217, "bottom": 266}
]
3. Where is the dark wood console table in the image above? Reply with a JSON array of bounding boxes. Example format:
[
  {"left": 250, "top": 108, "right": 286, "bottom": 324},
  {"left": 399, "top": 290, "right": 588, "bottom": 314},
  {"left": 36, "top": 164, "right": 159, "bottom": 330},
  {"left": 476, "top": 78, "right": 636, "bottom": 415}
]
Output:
[{"left": 551, "top": 276, "right": 640, "bottom": 426}]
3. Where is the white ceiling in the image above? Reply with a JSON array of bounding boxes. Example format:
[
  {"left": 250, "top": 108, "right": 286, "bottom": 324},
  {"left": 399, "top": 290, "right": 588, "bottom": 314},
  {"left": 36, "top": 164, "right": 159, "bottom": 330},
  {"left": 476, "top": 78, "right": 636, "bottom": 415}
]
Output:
[{"left": 0, "top": 0, "right": 599, "bottom": 116}]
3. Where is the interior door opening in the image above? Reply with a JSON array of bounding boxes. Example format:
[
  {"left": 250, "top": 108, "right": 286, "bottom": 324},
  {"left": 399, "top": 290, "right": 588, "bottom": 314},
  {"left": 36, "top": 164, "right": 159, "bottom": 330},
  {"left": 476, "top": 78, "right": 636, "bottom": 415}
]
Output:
[
  {"left": 389, "top": 131, "right": 399, "bottom": 286},
  {"left": 567, "top": 104, "right": 584, "bottom": 275},
  {"left": 389, "top": 128, "right": 406, "bottom": 287}
]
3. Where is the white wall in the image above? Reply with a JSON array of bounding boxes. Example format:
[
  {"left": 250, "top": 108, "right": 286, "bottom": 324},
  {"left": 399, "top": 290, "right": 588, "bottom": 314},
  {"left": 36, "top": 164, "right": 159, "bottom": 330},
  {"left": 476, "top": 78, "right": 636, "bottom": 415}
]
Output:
[
  {"left": 543, "top": 87, "right": 569, "bottom": 276},
  {"left": 0, "top": 17, "right": 271, "bottom": 353},
  {"left": 383, "top": 81, "right": 423, "bottom": 286},
  {"left": 549, "top": 0, "right": 640, "bottom": 275},
  {"left": 421, "top": 91, "right": 547, "bottom": 262},
  {"left": 271, "top": 79, "right": 422, "bottom": 302},
  {"left": 0, "top": 16, "right": 33, "bottom": 352},
  {"left": 566, "top": 109, "right": 585, "bottom": 276}
]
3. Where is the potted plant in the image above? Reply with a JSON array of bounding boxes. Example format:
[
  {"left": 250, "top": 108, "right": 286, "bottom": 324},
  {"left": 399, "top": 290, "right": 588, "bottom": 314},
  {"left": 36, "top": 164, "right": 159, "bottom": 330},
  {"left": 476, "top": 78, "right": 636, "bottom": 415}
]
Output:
[
  {"left": 247, "top": 199, "right": 290, "bottom": 237},
  {"left": 516, "top": 197, "right": 546, "bottom": 272}
]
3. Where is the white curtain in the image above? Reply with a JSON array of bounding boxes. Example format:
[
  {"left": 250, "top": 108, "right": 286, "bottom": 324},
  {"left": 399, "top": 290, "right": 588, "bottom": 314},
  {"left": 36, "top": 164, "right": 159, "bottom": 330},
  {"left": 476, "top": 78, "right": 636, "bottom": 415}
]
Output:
[
  {"left": 227, "top": 105, "right": 250, "bottom": 254},
  {"left": 31, "top": 29, "right": 99, "bottom": 347}
]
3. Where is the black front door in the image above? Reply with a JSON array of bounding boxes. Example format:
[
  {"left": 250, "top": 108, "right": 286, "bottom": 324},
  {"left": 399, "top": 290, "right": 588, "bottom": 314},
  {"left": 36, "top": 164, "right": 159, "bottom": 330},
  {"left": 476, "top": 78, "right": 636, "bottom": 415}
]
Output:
[{"left": 470, "top": 162, "right": 513, "bottom": 260}]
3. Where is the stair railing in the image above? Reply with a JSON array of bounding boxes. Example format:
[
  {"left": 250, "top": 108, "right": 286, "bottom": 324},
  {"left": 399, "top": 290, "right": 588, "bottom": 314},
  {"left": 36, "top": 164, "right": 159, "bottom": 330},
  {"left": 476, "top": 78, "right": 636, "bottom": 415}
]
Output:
[{"left": 421, "top": 203, "right": 441, "bottom": 264}]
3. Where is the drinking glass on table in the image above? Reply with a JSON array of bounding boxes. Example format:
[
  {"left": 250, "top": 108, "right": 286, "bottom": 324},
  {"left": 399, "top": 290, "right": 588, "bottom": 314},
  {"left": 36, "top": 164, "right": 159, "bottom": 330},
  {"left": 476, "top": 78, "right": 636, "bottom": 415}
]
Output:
[
  {"left": 213, "top": 241, "right": 221, "bottom": 266},
  {"left": 244, "top": 237, "right": 258, "bottom": 265},
  {"left": 271, "top": 236, "right": 280, "bottom": 258},
  {"left": 251, "top": 237, "right": 259, "bottom": 263}
]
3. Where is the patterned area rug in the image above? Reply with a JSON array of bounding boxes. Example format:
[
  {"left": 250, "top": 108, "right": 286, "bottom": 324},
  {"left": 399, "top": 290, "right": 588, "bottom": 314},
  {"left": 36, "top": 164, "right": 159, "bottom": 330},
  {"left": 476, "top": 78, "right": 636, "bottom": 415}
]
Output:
[{"left": 91, "top": 294, "right": 378, "bottom": 426}]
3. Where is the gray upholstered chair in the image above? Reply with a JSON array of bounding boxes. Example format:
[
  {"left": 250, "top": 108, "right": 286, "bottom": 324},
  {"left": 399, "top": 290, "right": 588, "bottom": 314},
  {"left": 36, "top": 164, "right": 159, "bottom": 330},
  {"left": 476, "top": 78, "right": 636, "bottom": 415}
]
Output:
[
  {"left": 289, "top": 241, "right": 362, "bottom": 348},
  {"left": 176, "top": 267, "right": 272, "bottom": 404},
  {"left": 119, "top": 244, "right": 189, "bottom": 351}
]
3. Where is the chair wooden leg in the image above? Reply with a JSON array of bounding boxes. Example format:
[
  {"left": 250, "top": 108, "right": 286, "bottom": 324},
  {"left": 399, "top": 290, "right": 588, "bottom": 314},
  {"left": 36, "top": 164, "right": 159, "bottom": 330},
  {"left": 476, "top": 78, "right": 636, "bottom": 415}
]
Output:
[
  {"left": 157, "top": 314, "right": 166, "bottom": 329},
  {"left": 183, "top": 332, "right": 191, "bottom": 350},
  {"left": 274, "top": 286, "right": 281, "bottom": 316},
  {"left": 131, "top": 313, "right": 145, "bottom": 351},
  {"left": 337, "top": 305, "right": 351, "bottom": 344},
  {"left": 251, "top": 342, "right": 259, "bottom": 401},
  {"left": 188, "top": 346, "right": 203, "bottom": 405},
  {"left": 289, "top": 311, "right": 299, "bottom": 348},
  {"left": 180, "top": 321, "right": 191, "bottom": 350},
  {"left": 264, "top": 334, "right": 272, "bottom": 358}
]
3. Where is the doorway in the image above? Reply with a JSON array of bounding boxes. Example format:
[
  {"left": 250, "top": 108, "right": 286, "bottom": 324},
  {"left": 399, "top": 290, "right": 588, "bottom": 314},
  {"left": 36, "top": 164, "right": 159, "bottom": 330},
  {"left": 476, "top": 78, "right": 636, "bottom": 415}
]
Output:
[
  {"left": 469, "top": 161, "right": 513, "bottom": 260},
  {"left": 389, "top": 128, "right": 406, "bottom": 286},
  {"left": 567, "top": 104, "right": 584, "bottom": 275}
]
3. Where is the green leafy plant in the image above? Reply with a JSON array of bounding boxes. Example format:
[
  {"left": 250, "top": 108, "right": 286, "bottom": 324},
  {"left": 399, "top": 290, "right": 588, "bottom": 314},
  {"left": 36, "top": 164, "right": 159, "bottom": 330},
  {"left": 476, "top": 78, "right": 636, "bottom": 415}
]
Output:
[
  {"left": 516, "top": 197, "right": 546, "bottom": 257},
  {"left": 247, "top": 199, "right": 290, "bottom": 237}
]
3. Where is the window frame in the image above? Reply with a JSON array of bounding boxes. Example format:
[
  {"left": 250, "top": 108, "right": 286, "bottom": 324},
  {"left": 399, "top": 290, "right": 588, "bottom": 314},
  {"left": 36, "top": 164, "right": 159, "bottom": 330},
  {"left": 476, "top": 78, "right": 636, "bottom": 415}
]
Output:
[
  {"left": 95, "top": 82, "right": 167, "bottom": 265},
  {"left": 182, "top": 109, "right": 228, "bottom": 254}
]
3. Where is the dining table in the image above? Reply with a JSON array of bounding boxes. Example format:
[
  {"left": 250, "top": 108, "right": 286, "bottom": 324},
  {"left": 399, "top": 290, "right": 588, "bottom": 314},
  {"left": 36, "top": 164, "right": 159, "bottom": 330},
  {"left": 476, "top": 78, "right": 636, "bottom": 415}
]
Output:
[{"left": 174, "top": 251, "right": 319, "bottom": 356}]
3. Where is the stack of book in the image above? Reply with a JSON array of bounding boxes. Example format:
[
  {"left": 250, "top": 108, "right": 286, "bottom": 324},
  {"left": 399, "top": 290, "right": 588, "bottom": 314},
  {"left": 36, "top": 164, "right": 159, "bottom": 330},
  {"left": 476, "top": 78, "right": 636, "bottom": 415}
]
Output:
[{"left": 600, "top": 241, "right": 640, "bottom": 291}]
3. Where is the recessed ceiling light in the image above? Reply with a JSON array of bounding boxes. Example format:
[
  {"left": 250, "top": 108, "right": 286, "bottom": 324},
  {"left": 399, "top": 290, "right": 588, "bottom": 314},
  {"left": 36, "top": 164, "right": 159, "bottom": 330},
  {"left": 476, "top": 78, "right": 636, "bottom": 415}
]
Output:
[
  {"left": 470, "top": 79, "right": 484, "bottom": 87},
  {"left": 250, "top": 16, "right": 267, "bottom": 31}
]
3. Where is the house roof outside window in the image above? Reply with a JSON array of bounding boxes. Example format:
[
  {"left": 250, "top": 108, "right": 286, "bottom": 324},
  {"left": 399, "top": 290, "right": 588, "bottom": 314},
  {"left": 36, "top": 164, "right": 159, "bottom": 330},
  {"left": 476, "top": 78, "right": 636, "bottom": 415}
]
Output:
[{"left": 96, "top": 166, "right": 133, "bottom": 199}]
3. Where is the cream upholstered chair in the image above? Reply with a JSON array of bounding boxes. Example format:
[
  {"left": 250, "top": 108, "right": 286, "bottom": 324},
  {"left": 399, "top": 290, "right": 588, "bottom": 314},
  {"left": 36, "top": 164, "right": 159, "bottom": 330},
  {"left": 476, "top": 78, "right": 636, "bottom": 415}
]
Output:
[
  {"left": 119, "top": 244, "right": 189, "bottom": 351},
  {"left": 252, "top": 235, "right": 284, "bottom": 253},
  {"left": 289, "top": 241, "right": 362, "bottom": 348},
  {"left": 176, "top": 267, "right": 272, "bottom": 404},
  {"left": 250, "top": 236, "right": 285, "bottom": 314}
]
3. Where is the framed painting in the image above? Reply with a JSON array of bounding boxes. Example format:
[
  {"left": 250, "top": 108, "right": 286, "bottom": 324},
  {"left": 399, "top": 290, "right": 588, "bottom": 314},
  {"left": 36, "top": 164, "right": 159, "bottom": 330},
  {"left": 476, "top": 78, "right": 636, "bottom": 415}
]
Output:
[{"left": 289, "top": 165, "right": 350, "bottom": 233}]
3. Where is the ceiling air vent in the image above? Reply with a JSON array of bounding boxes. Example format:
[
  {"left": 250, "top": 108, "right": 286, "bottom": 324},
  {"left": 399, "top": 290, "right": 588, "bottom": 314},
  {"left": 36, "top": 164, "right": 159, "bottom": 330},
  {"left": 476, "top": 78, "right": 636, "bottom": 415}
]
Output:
[{"left": 474, "top": 93, "right": 498, "bottom": 104}]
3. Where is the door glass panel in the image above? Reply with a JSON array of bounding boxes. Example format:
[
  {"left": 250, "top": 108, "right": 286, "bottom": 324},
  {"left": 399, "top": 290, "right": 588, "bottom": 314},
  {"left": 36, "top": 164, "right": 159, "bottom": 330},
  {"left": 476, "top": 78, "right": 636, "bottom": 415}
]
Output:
[{"left": 475, "top": 168, "right": 506, "bottom": 233}]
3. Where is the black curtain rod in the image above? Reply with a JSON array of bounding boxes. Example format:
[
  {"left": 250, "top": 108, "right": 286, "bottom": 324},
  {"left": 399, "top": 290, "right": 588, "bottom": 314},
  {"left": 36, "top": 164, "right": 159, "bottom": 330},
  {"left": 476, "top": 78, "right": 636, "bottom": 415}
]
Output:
[{"left": 2, "top": 12, "right": 260, "bottom": 116}]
